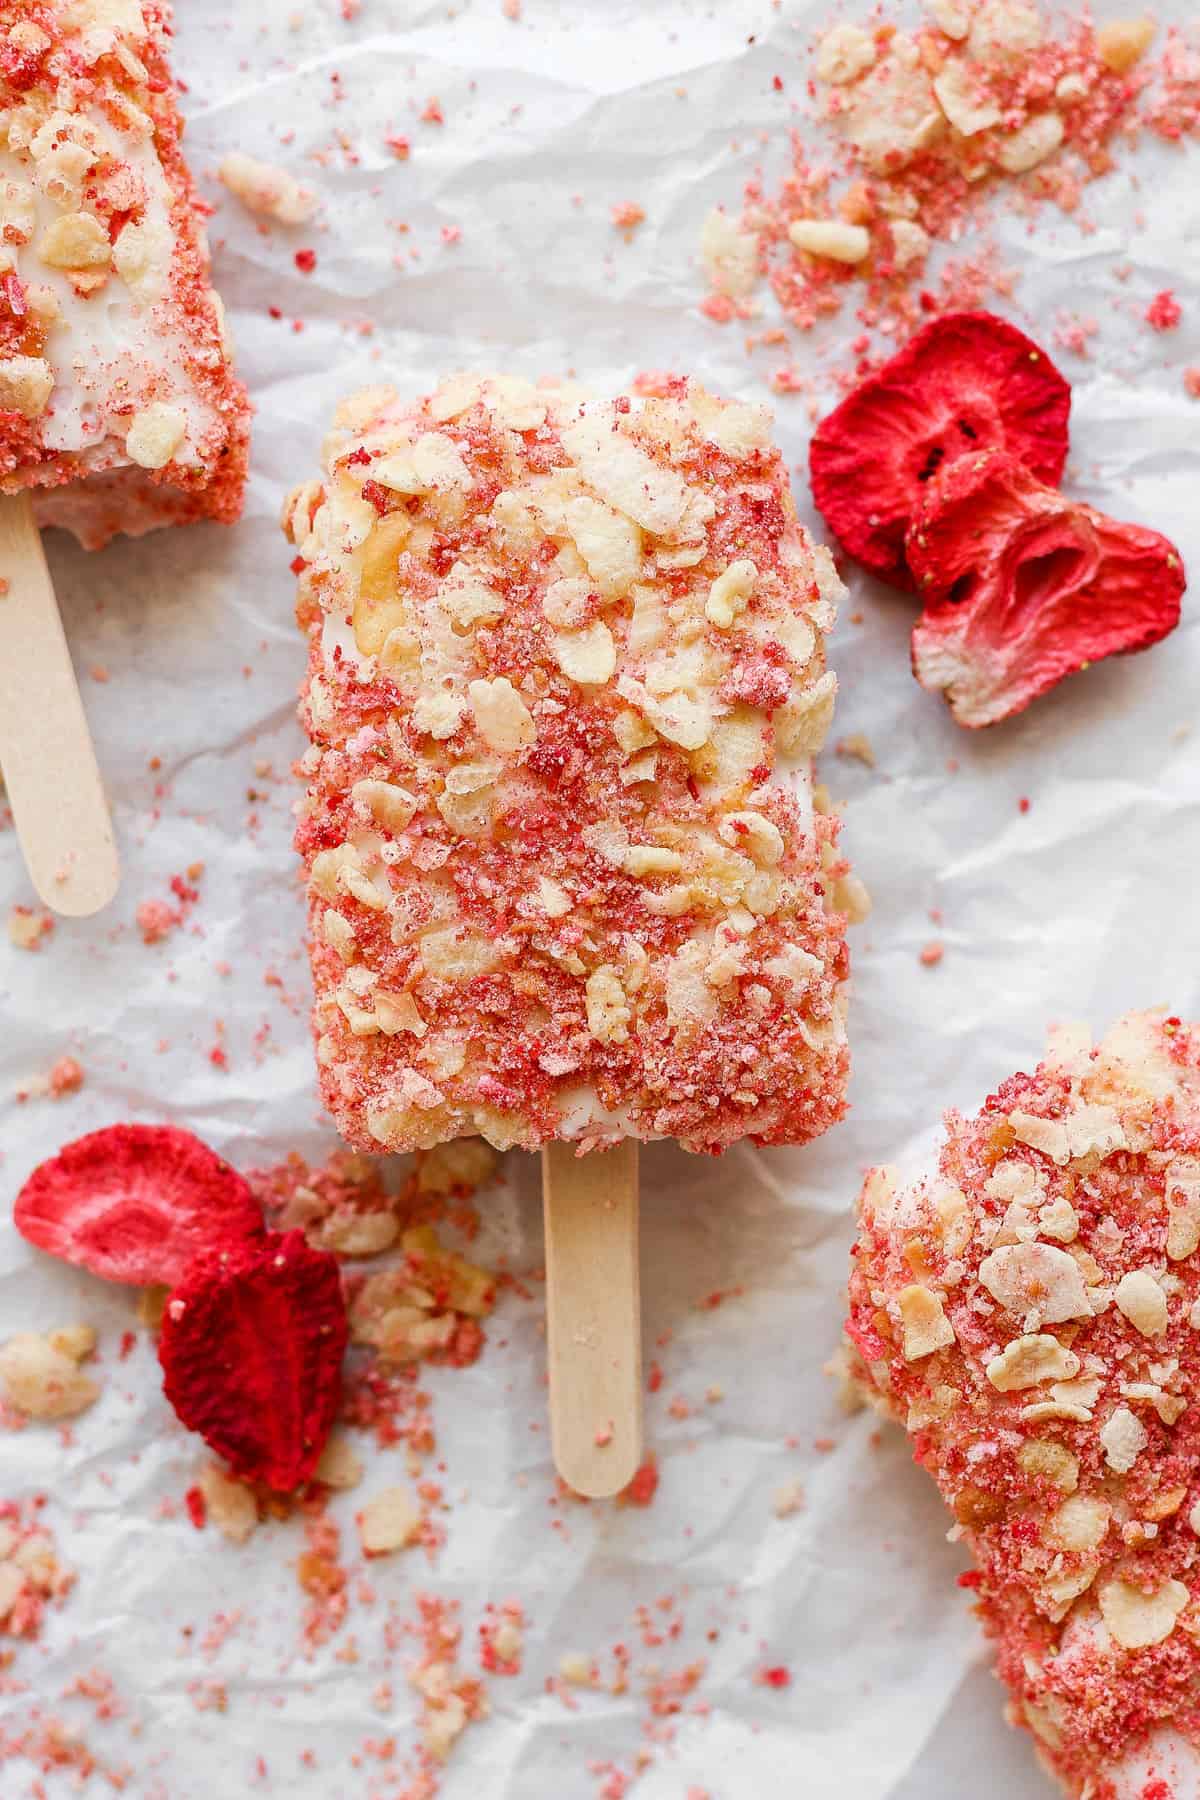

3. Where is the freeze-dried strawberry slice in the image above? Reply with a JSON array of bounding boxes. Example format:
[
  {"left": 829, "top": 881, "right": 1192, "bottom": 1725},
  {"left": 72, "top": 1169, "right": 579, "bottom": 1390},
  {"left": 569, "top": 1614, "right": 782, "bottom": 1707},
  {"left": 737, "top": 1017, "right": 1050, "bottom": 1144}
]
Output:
[
  {"left": 159, "top": 1231, "right": 347, "bottom": 1492},
  {"left": 908, "top": 449, "right": 1186, "bottom": 727},
  {"left": 14, "top": 1124, "right": 265, "bottom": 1289},
  {"left": 809, "top": 312, "right": 1071, "bottom": 589}
]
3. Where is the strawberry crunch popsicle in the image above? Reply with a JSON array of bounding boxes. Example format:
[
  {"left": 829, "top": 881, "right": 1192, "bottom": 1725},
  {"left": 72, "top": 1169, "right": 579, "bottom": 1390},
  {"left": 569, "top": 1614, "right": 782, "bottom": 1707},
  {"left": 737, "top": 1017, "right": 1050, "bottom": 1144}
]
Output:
[
  {"left": 283, "top": 373, "right": 855, "bottom": 1160},
  {"left": 0, "top": 0, "right": 249, "bottom": 544},
  {"left": 0, "top": 0, "right": 249, "bottom": 917},
  {"left": 846, "top": 1012, "right": 1200, "bottom": 1799}
]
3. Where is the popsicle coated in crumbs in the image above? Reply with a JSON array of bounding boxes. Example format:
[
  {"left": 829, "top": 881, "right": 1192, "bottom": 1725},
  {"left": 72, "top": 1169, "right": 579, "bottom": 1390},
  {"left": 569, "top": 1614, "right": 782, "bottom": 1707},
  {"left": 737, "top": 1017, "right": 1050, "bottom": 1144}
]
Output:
[
  {"left": 285, "top": 374, "right": 856, "bottom": 1156},
  {"left": 847, "top": 1011, "right": 1200, "bottom": 1800},
  {"left": 0, "top": 0, "right": 249, "bottom": 547}
]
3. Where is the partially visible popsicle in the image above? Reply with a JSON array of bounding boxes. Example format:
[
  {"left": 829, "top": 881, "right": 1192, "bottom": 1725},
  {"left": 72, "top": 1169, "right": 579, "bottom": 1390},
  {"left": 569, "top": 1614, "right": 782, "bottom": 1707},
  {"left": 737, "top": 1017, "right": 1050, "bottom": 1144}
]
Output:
[
  {"left": 0, "top": 0, "right": 249, "bottom": 541},
  {"left": 284, "top": 372, "right": 858, "bottom": 1491},
  {"left": 0, "top": 0, "right": 250, "bottom": 913},
  {"left": 846, "top": 1011, "right": 1200, "bottom": 1800}
]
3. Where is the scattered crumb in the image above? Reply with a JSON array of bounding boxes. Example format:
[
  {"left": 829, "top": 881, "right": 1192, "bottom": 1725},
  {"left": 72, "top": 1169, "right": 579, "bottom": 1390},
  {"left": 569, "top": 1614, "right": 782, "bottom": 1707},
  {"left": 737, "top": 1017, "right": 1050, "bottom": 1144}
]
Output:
[
  {"left": 15, "top": 1055, "right": 85, "bottom": 1103},
  {"left": 611, "top": 201, "right": 646, "bottom": 240},
  {"left": 409, "top": 1595, "right": 489, "bottom": 1762},
  {"left": 198, "top": 1463, "right": 258, "bottom": 1546},
  {"left": 0, "top": 1501, "right": 73, "bottom": 1641},
  {"left": 315, "top": 1432, "right": 364, "bottom": 1491},
  {"left": 7, "top": 906, "right": 53, "bottom": 951},
  {"left": 1146, "top": 288, "right": 1183, "bottom": 331},
  {"left": 836, "top": 732, "right": 876, "bottom": 768},
  {"left": 48, "top": 1056, "right": 84, "bottom": 1097},
  {"left": 919, "top": 941, "right": 945, "bottom": 968},
  {"left": 358, "top": 1484, "right": 422, "bottom": 1556},
  {"left": 478, "top": 1601, "right": 524, "bottom": 1675},
  {"left": 772, "top": 1478, "right": 805, "bottom": 1519},
  {"left": 134, "top": 898, "right": 176, "bottom": 948},
  {"left": 218, "top": 151, "right": 317, "bottom": 224},
  {"left": 1052, "top": 310, "right": 1100, "bottom": 358},
  {"left": 618, "top": 1454, "right": 659, "bottom": 1508},
  {"left": 0, "top": 1328, "right": 99, "bottom": 1421}
]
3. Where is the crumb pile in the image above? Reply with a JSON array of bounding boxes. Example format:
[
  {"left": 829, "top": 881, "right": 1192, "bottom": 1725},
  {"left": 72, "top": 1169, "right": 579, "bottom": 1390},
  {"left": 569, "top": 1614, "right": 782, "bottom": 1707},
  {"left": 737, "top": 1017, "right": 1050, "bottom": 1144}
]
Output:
[
  {"left": 701, "top": 3, "right": 1200, "bottom": 385},
  {"left": 848, "top": 1011, "right": 1200, "bottom": 1798}
]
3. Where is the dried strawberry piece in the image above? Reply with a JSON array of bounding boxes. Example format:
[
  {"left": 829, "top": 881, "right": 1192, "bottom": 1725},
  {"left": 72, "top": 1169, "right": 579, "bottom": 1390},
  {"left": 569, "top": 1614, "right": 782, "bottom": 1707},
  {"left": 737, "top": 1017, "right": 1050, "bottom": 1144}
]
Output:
[
  {"left": 159, "top": 1232, "right": 347, "bottom": 1493},
  {"left": 908, "top": 449, "right": 1186, "bottom": 727},
  {"left": 809, "top": 312, "right": 1071, "bottom": 589},
  {"left": 14, "top": 1124, "right": 265, "bottom": 1289}
]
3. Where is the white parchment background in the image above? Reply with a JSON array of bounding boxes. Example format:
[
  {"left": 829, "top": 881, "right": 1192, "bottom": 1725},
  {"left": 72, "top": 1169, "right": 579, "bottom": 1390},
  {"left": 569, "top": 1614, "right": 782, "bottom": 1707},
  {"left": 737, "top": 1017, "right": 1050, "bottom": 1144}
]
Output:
[{"left": 1, "top": 0, "right": 1198, "bottom": 1794}]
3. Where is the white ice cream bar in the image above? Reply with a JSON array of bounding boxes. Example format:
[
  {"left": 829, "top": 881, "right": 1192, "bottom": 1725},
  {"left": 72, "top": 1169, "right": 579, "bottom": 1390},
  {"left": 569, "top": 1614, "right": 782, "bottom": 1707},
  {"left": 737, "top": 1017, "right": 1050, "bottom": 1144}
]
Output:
[
  {"left": 0, "top": 0, "right": 249, "bottom": 547},
  {"left": 285, "top": 373, "right": 857, "bottom": 1156}
]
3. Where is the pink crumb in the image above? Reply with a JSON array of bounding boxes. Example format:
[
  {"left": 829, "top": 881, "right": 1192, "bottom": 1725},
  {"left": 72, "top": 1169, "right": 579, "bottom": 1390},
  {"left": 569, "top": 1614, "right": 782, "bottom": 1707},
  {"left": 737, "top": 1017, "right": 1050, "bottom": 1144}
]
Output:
[
  {"left": 47, "top": 1056, "right": 84, "bottom": 1097},
  {"left": 619, "top": 1456, "right": 659, "bottom": 1508},
  {"left": 136, "top": 897, "right": 180, "bottom": 944},
  {"left": 611, "top": 201, "right": 646, "bottom": 238},
  {"left": 1146, "top": 289, "right": 1182, "bottom": 331},
  {"left": 919, "top": 942, "right": 945, "bottom": 968},
  {"left": 7, "top": 906, "right": 54, "bottom": 951}
]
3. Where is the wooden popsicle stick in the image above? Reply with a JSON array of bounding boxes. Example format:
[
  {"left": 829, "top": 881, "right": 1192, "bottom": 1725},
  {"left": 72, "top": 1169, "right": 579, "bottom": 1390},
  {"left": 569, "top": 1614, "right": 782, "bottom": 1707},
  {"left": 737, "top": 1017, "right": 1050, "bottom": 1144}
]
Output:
[
  {"left": 0, "top": 492, "right": 119, "bottom": 918},
  {"left": 543, "top": 1138, "right": 642, "bottom": 1499}
]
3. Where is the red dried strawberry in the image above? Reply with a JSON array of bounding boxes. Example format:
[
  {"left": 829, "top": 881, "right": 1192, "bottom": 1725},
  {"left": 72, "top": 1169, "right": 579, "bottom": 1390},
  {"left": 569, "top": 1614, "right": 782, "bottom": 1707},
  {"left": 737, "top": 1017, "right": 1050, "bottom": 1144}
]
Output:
[
  {"left": 908, "top": 449, "right": 1186, "bottom": 727},
  {"left": 158, "top": 1232, "right": 347, "bottom": 1493},
  {"left": 14, "top": 1124, "right": 265, "bottom": 1289},
  {"left": 809, "top": 312, "right": 1071, "bottom": 589}
]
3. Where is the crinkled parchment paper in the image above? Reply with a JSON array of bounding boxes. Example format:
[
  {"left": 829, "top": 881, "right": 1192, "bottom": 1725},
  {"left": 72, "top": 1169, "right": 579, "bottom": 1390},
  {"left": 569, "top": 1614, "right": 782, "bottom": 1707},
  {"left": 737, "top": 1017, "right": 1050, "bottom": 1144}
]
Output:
[{"left": 1, "top": 0, "right": 1198, "bottom": 1794}]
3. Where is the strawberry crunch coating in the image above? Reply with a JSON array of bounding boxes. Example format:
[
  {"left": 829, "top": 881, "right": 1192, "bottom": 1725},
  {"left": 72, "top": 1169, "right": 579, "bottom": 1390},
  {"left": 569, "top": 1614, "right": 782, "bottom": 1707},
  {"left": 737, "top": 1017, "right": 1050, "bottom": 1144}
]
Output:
[
  {"left": 284, "top": 374, "right": 854, "bottom": 1156},
  {"left": 847, "top": 1012, "right": 1200, "bottom": 1800},
  {"left": 0, "top": 0, "right": 249, "bottom": 547}
]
